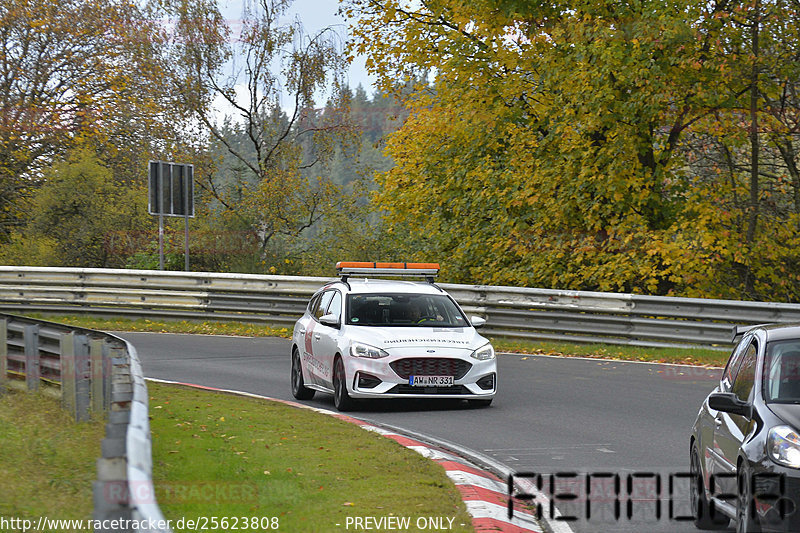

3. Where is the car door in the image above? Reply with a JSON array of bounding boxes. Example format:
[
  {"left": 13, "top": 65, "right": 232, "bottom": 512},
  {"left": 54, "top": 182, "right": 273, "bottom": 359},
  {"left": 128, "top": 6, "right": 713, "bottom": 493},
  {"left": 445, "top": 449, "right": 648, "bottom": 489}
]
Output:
[
  {"left": 304, "top": 290, "right": 333, "bottom": 386},
  {"left": 315, "top": 289, "right": 343, "bottom": 388},
  {"left": 297, "top": 292, "right": 321, "bottom": 384},
  {"left": 701, "top": 340, "right": 747, "bottom": 473},
  {"left": 712, "top": 338, "right": 759, "bottom": 499}
]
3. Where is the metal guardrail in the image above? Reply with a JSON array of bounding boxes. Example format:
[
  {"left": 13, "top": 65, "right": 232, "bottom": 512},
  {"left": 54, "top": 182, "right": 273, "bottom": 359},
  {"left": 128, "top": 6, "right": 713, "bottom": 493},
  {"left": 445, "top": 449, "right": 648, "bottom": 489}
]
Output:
[
  {"left": 3, "top": 266, "right": 800, "bottom": 350},
  {"left": 0, "top": 312, "right": 169, "bottom": 533}
]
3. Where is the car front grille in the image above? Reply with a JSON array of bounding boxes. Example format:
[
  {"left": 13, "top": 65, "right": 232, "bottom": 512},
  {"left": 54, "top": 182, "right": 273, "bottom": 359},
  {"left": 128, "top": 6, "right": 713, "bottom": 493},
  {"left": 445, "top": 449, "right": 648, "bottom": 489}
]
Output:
[
  {"left": 390, "top": 358, "right": 472, "bottom": 380},
  {"left": 387, "top": 385, "right": 471, "bottom": 395}
]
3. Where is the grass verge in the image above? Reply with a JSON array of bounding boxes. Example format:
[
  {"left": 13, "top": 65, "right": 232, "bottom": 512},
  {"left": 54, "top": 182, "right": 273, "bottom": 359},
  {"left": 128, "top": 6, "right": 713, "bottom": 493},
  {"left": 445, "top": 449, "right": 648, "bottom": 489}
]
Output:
[
  {"left": 20, "top": 313, "right": 291, "bottom": 338},
  {"left": 148, "top": 381, "right": 473, "bottom": 532},
  {"left": 490, "top": 337, "right": 729, "bottom": 367},
  {"left": 24, "top": 313, "right": 730, "bottom": 367},
  {"left": 0, "top": 388, "right": 104, "bottom": 523}
]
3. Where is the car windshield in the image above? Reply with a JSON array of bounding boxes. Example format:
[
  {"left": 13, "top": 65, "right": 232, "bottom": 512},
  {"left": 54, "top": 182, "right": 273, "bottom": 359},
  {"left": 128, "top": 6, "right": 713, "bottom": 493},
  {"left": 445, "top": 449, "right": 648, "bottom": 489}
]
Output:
[
  {"left": 764, "top": 340, "right": 800, "bottom": 403},
  {"left": 346, "top": 293, "right": 467, "bottom": 327}
]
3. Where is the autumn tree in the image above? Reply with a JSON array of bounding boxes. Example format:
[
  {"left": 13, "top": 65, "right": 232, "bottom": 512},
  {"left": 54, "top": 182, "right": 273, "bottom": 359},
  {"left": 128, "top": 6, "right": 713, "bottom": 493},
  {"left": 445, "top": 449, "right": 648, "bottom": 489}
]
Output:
[
  {"left": 0, "top": 149, "right": 150, "bottom": 267},
  {"left": 161, "top": 0, "right": 360, "bottom": 267},
  {"left": 0, "top": 0, "right": 184, "bottom": 241},
  {"left": 346, "top": 0, "right": 800, "bottom": 300}
]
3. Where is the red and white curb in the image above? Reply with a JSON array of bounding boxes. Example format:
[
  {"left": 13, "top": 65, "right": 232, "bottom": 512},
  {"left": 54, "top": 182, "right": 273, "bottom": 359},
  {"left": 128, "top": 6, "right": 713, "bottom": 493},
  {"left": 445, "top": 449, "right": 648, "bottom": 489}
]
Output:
[
  {"left": 338, "top": 416, "right": 541, "bottom": 533},
  {"left": 147, "top": 379, "right": 542, "bottom": 533}
]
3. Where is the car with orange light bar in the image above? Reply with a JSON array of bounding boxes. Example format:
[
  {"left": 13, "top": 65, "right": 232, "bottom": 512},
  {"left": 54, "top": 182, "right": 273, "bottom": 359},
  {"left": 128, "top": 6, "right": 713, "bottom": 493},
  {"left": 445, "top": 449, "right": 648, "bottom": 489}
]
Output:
[{"left": 290, "top": 262, "right": 497, "bottom": 411}]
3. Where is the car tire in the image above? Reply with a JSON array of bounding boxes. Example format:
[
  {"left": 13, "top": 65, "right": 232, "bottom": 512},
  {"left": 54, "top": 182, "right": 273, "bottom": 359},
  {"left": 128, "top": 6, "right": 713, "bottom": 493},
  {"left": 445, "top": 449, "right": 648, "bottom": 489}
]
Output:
[
  {"left": 690, "top": 446, "right": 730, "bottom": 530},
  {"left": 333, "top": 357, "right": 355, "bottom": 412},
  {"left": 736, "top": 464, "right": 761, "bottom": 533},
  {"left": 291, "top": 348, "right": 315, "bottom": 400},
  {"left": 469, "top": 398, "right": 493, "bottom": 408}
]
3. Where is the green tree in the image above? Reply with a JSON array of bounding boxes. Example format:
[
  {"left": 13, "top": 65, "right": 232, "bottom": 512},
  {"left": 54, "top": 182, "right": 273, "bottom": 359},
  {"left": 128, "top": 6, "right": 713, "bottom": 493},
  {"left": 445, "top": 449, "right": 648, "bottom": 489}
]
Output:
[
  {"left": 346, "top": 0, "right": 800, "bottom": 299},
  {"left": 0, "top": 149, "right": 150, "bottom": 267},
  {"left": 0, "top": 0, "right": 185, "bottom": 240},
  {"left": 163, "top": 0, "right": 360, "bottom": 264}
]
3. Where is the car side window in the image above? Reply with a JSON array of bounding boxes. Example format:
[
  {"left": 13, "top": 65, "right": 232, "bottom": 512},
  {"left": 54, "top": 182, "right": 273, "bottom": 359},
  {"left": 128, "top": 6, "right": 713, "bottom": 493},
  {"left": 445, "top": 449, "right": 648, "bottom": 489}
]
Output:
[
  {"left": 326, "top": 291, "right": 342, "bottom": 319},
  {"left": 730, "top": 341, "right": 758, "bottom": 402},
  {"left": 308, "top": 293, "right": 322, "bottom": 315},
  {"left": 314, "top": 291, "right": 334, "bottom": 320},
  {"left": 722, "top": 336, "right": 750, "bottom": 392}
]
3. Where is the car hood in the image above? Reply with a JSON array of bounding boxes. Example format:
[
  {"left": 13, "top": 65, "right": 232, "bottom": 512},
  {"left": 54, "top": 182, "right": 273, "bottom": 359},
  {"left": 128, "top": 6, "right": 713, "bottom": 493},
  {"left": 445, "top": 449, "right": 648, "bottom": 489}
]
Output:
[
  {"left": 345, "top": 326, "right": 487, "bottom": 353},
  {"left": 767, "top": 403, "right": 800, "bottom": 430}
]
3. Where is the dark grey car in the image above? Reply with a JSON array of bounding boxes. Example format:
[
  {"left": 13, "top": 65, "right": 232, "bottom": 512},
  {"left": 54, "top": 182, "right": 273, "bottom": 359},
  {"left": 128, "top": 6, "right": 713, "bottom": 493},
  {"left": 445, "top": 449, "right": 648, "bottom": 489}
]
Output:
[{"left": 691, "top": 324, "right": 800, "bottom": 533}]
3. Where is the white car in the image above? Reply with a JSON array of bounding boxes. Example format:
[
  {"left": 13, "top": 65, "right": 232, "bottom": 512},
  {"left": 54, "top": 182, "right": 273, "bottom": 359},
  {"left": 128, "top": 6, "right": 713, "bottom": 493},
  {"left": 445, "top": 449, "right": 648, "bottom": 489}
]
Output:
[{"left": 290, "top": 262, "right": 497, "bottom": 411}]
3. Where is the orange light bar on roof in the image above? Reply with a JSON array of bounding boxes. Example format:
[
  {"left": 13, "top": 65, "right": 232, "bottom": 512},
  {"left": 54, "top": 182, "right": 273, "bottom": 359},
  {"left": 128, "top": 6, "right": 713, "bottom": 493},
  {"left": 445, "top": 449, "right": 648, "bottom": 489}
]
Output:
[
  {"left": 336, "top": 262, "right": 440, "bottom": 270},
  {"left": 336, "top": 261, "right": 440, "bottom": 278}
]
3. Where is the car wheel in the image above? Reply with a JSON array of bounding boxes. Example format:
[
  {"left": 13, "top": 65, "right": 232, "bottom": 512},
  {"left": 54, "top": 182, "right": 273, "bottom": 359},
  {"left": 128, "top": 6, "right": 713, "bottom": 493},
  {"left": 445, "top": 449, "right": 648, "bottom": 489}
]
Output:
[
  {"left": 469, "top": 398, "right": 493, "bottom": 408},
  {"left": 291, "top": 348, "right": 315, "bottom": 400},
  {"left": 736, "top": 464, "right": 761, "bottom": 533},
  {"left": 690, "top": 446, "right": 729, "bottom": 529},
  {"left": 333, "top": 357, "right": 355, "bottom": 411}
]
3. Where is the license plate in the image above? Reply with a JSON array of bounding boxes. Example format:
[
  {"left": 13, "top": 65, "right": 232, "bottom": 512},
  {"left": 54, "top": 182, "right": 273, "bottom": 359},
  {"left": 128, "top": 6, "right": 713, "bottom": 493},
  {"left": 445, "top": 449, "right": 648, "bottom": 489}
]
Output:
[{"left": 409, "top": 375, "right": 454, "bottom": 387}]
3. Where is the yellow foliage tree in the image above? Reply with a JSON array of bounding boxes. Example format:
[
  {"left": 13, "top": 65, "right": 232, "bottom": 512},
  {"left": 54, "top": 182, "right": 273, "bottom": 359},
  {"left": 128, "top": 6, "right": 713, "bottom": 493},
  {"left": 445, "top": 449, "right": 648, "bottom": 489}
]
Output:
[{"left": 346, "top": 0, "right": 800, "bottom": 300}]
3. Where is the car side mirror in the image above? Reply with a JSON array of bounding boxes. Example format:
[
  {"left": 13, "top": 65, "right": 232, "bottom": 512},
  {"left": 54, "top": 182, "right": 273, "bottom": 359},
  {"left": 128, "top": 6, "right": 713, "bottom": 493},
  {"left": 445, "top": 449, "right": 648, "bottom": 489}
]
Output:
[
  {"left": 470, "top": 316, "right": 486, "bottom": 328},
  {"left": 708, "top": 392, "right": 752, "bottom": 418},
  {"left": 319, "top": 314, "right": 340, "bottom": 328}
]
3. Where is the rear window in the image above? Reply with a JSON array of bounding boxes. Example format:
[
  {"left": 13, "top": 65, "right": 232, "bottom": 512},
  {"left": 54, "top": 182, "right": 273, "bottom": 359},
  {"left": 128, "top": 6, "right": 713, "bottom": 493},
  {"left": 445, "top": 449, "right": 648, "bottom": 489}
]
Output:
[{"left": 346, "top": 293, "right": 467, "bottom": 327}]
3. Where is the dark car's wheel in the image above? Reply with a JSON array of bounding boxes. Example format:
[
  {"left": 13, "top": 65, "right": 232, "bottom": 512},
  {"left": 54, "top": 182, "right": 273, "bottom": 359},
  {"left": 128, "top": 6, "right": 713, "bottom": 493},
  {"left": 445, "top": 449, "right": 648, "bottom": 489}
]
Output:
[
  {"left": 291, "top": 348, "right": 315, "bottom": 400},
  {"left": 691, "top": 446, "right": 730, "bottom": 529},
  {"left": 333, "top": 357, "right": 355, "bottom": 411},
  {"left": 737, "top": 464, "right": 761, "bottom": 533}
]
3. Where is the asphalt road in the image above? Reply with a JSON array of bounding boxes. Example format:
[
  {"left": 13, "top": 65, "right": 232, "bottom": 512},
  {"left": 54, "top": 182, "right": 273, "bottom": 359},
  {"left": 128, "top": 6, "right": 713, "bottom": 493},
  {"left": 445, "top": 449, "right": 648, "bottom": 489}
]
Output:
[{"left": 115, "top": 331, "right": 731, "bottom": 533}]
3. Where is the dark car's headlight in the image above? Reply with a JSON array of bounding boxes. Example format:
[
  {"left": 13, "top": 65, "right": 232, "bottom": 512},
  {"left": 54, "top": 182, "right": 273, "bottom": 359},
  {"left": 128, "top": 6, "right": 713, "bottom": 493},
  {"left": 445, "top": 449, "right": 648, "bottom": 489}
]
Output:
[
  {"left": 470, "top": 343, "right": 495, "bottom": 361},
  {"left": 350, "top": 342, "right": 389, "bottom": 359},
  {"left": 768, "top": 425, "right": 800, "bottom": 468}
]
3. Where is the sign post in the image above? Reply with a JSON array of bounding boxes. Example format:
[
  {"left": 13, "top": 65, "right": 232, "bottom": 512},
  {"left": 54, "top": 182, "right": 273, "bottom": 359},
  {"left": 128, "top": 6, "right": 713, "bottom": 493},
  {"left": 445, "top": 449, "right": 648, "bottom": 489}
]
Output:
[{"left": 148, "top": 161, "right": 194, "bottom": 270}]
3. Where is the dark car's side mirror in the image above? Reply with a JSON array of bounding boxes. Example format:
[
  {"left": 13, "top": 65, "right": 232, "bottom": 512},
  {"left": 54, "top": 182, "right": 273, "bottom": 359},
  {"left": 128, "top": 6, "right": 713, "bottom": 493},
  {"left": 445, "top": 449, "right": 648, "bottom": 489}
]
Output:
[
  {"left": 708, "top": 392, "right": 752, "bottom": 418},
  {"left": 319, "top": 314, "right": 340, "bottom": 329}
]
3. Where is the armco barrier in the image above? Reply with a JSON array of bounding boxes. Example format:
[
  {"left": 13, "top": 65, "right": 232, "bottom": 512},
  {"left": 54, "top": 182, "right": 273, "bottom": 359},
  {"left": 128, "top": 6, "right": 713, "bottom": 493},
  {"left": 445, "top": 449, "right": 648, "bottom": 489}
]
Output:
[
  {"left": 3, "top": 266, "right": 800, "bottom": 349},
  {"left": 0, "top": 313, "right": 170, "bottom": 533}
]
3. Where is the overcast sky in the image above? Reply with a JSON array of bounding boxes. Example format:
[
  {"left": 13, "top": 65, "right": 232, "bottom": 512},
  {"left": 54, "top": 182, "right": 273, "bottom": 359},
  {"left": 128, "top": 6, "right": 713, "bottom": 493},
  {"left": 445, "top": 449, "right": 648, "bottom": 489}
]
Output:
[{"left": 218, "top": 0, "right": 376, "bottom": 93}]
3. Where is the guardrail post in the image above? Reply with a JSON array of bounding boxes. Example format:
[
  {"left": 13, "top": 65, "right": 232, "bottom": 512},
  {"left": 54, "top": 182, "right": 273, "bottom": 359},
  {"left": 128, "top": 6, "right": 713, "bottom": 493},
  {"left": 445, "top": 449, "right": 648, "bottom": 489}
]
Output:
[
  {"left": 108, "top": 346, "right": 126, "bottom": 412},
  {"left": 61, "top": 332, "right": 91, "bottom": 421},
  {"left": 90, "top": 338, "right": 106, "bottom": 414},
  {"left": 0, "top": 318, "right": 7, "bottom": 394},
  {"left": 74, "top": 334, "right": 90, "bottom": 422},
  {"left": 24, "top": 324, "right": 40, "bottom": 391},
  {"left": 61, "top": 333, "right": 76, "bottom": 415}
]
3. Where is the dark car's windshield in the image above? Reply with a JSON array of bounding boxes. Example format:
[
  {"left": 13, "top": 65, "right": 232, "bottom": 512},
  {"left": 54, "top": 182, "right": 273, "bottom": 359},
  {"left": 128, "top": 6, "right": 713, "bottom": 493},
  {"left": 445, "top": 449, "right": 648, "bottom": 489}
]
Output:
[
  {"left": 346, "top": 293, "right": 467, "bottom": 327},
  {"left": 764, "top": 340, "right": 800, "bottom": 403}
]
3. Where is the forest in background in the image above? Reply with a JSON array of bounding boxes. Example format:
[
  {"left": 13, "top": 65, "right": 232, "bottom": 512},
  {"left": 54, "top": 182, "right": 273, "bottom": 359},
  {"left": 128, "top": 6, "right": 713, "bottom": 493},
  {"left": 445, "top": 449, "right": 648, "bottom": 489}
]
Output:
[{"left": 2, "top": 0, "right": 800, "bottom": 303}]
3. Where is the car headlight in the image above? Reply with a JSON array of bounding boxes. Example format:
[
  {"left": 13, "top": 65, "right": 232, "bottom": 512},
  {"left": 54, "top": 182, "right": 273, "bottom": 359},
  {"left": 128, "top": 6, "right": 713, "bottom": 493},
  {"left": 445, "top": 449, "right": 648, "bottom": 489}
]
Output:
[
  {"left": 350, "top": 342, "right": 389, "bottom": 359},
  {"left": 470, "top": 343, "right": 495, "bottom": 361},
  {"left": 768, "top": 425, "right": 800, "bottom": 468}
]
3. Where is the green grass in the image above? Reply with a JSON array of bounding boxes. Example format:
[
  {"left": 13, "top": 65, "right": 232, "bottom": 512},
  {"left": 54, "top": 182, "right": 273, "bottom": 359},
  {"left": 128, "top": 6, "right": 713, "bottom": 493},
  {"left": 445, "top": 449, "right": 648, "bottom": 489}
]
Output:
[
  {"left": 0, "top": 389, "right": 104, "bottom": 524},
  {"left": 25, "top": 313, "right": 730, "bottom": 367},
  {"left": 21, "top": 313, "right": 291, "bottom": 338},
  {"left": 148, "top": 382, "right": 474, "bottom": 532},
  {"left": 0, "top": 383, "right": 474, "bottom": 532},
  {"left": 490, "top": 337, "right": 729, "bottom": 367}
]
